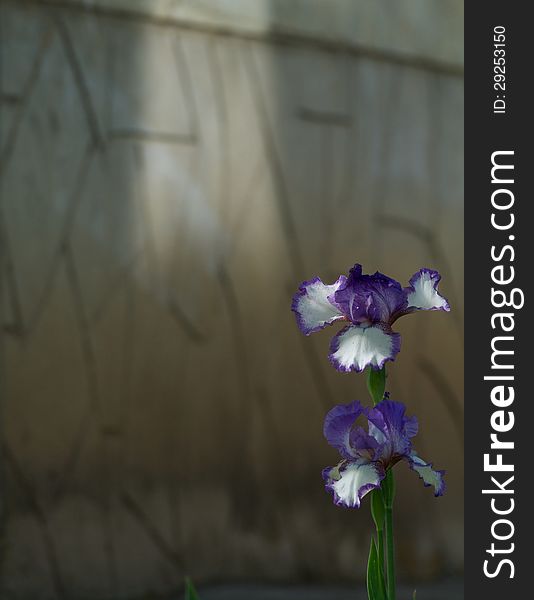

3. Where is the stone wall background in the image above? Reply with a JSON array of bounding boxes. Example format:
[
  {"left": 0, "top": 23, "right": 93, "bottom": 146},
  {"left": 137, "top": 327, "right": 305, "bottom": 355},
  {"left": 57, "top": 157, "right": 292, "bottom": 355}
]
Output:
[{"left": 0, "top": 1, "right": 463, "bottom": 598}]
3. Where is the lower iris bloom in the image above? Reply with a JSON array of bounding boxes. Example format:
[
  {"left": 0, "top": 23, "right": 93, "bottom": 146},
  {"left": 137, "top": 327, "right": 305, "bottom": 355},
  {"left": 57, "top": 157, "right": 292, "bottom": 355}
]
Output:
[
  {"left": 322, "top": 399, "right": 445, "bottom": 508},
  {"left": 291, "top": 264, "right": 450, "bottom": 372}
]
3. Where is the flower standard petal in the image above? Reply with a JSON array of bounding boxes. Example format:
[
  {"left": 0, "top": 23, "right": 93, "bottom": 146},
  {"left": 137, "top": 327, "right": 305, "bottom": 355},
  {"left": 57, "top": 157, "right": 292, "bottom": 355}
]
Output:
[
  {"left": 334, "top": 265, "right": 408, "bottom": 324},
  {"left": 291, "top": 276, "right": 347, "bottom": 335},
  {"left": 328, "top": 324, "right": 401, "bottom": 373},
  {"left": 366, "top": 400, "right": 419, "bottom": 442},
  {"left": 358, "top": 272, "right": 408, "bottom": 323},
  {"left": 349, "top": 426, "right": 380, "bottom": 461},
  {"left": 330, "top": 264, "right": 367, "bottom": 323},
  {"left": 404, "top": 269, "right": 450, "bottom": 312},
  {"left": 323, "top": 401, "right": 364, "bottom": 459},
  {"left": 366, "top": 400, "right": 417, "bottom": 461},
  {"left": 407, "top": 453, "right": 446, "bottom": 496},
  {"left": 323, "top": 460, "right": 385, "bottom": 508}
]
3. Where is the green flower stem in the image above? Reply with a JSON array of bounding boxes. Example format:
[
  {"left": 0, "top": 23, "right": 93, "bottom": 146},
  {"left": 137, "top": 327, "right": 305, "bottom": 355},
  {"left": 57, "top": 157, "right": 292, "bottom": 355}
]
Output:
[
  {"left": 367, "top": 367, "right": 387, "bottom": 596},
  {"left": 367, "top": 367, "right": 397, "bottom": 600},
  {"left": 385, "top": 506, "right": 396, "bottom": 600},
  {"left": 384, "top": 469, "right": 397, "bottom": 600},
  {"left": 367, "top": 367, "right": 386, "bottom": 406}
]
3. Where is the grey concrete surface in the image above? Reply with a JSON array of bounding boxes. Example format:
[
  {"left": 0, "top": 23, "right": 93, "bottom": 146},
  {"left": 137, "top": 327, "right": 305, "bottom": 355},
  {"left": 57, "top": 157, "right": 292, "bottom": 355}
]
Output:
[{"left": 0, "top": 0, "right": 463, "bottom": 597}]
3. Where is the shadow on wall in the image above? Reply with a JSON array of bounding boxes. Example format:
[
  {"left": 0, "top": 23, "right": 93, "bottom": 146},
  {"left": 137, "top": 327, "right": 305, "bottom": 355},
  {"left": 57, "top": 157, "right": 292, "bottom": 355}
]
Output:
[{"left": 0, "top": 0, "right": 463, "bottom": 597}]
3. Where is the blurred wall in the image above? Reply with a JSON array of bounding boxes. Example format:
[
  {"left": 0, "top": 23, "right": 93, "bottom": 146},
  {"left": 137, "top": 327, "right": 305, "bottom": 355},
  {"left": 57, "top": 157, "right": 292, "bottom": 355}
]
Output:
[{"left": 0, "top": 0, "right": 463, "bottom": 597}]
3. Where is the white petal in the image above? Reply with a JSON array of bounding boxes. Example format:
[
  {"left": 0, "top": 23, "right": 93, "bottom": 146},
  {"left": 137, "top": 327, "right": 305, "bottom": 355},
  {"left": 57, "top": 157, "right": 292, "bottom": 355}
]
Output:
[
  {"left": 329, "top": 325, "right": 400, "bottom": 373},
  {"left": 406, "top": 269, "right": 449, "bottom": 311},
  {"left": 331, "top": 461, "right": 384, "bottom": 508},
  {"left": 292, "top": 276, "right": 345, "bottom": 335},
  {"left": 408, "top": 453, "right": 446, "bottom": 496}
]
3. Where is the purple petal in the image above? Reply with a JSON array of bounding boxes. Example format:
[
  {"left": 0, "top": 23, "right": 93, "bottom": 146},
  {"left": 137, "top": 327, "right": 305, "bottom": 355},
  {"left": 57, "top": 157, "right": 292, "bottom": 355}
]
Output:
[
  {"left": 323, "top": 401, "right": 364, "bottom": 459},
  {"left": 291, "top": 276, "right": 346, "bottom": 335},
  {"left": 334, "top": 265, "right": 408, "bottom": 325},
  {"left": 403, "top": 414, "right": 419, "bottom": 438},
  {"left": 328, "top": 265, "right": 366, "bottom": 322},
  {"left": 404, "top": 269, "right": 450, "bottom": 313},
  {"left": 366, "top": 400, "right": 418, "bottom": 462},
  {"left": 323, "top": 460, "right": 385, "bottom": 508},
  {"left": 407, "top": 452, "right": 446, "bottom": 497},
  {"left": 328, "top": 324, "right": 401, "bottom": 373},
  {"left": 349, "top": 426, "right": 380, "bottom": 460}
]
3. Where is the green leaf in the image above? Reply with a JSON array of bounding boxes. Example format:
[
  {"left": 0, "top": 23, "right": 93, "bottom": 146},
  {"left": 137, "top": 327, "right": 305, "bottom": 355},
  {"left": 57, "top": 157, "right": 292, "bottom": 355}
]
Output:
[
  {"left": 366, "top": 536, "right": 387, "bottom": 600},
  {"left": 370, "top": 489, "right": 385, "bottom": 531},
  {"left": 412, "top": 590, "right": 417, "bottom": 600},
  {"left": 366, "top": 537, "right": 378, "bottom": 600},
  {"left": 367, "top": 367, "right": 386, "bottom": 406},
  {"left": 185, "top": 577, "right": 200, "bottom": 600}
]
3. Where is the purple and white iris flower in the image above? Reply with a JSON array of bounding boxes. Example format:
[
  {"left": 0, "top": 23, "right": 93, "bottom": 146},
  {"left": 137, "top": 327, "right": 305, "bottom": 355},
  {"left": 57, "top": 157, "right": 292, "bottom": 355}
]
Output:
[
  {"left": 322, "top": 399, "right": 445, "bottom": 508},
  {"left": 291, "top": 264, "right": 450, "bottom": 373}
]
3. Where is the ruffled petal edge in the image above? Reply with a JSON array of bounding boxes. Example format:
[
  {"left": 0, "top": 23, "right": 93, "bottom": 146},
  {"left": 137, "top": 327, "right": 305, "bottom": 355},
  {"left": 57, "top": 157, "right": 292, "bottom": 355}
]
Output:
[
  {"left": 407, "top": 452, "right": 446, "bottom": 497},
  {"left": 323, "top": 460, "right": 385, "bottom": 508},
  {"left": 328, "top": 324, "right": 401, "bottom": 373},
  {"left": 404, "top": 269, "right": 450, "bottom": 312},
  {"left": 291, "top": 276, "right": 346, "bottom": 335}
]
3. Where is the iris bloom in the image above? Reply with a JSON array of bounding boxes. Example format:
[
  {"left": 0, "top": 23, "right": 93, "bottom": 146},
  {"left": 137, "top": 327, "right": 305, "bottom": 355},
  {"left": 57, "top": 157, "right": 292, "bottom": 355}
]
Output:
[
  {"left": 291, "top": 264, "right": 450, "bottom": 373},
  {"left": 322, "top": 399, "right": 445, "bottom": 508}
]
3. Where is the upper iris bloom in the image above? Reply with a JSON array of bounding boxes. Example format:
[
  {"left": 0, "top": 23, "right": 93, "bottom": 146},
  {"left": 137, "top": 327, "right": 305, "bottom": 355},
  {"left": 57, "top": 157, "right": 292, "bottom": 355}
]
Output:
[
  {"left": 292, "top": 264, "right": 450, "bottom": 372},
  {"left": 322, "top": 399, "right": 445, "bottom": 508}
]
